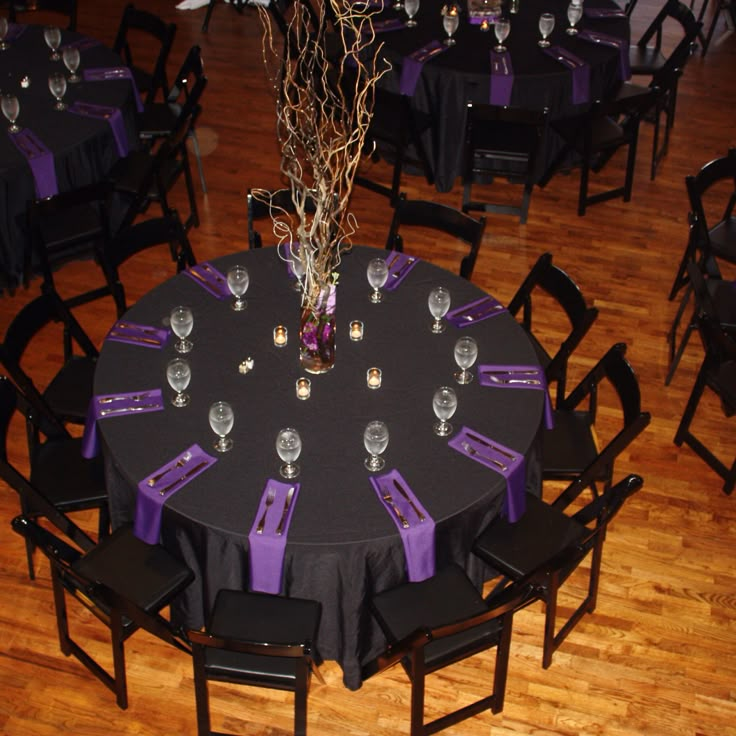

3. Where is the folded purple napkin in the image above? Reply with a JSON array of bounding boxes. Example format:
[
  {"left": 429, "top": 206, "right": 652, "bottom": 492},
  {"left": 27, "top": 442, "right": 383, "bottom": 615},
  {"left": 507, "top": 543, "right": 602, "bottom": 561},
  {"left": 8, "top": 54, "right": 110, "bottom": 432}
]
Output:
[
  {"left": 446, "top": 294, "right": 507, "bottom": 327},
  {"left": 372, "top": 18, "right": 407, "bottom": 32},
  {"left": 184, "top": 262, "right": 231, "bottom": 299},
  {"left": 135, "top": 444, "right": 217, "bottom": 544},
  {"left": 469, "top": 10, "right": 501, "bottom": 23},
  {"left": 400, "top": 41, "right": 448, "bottom": 96},
  {"left": 584, "top": 6, "right": 627, "bottom": 18},
  {"left": 577, "top": 29, "right": 630, "bottom": 80},
  {"left": 490, "top": 50, "right": 514, "bottom": 106},
  {"left": 8, "top": 129, "right": 58, "bottom": 199},
  {"left": 478, "top": 364, "right": 554, "bottom": 429},
  {"left": 248, "top": 480, "right": 301, "bottom": 594},
  {"left": 383, "top": 251, "right": 419, "bottom": 291},
  {"left": 67, "top": 101, "right": 129, "bottom": 157},
  {"left": 5, "top": 23, "right": 27, "bottom": 42},
  {"left": 544, "top": 46, "right": 590, "bottom": 105},
  {"left": 369, "top": 469, "right": 436, "bottom": 582},
  {"left": 106, "top": 319, "right": 170, "bottom": 349},
  {"left": 449, "top": 426, "right": 526, "bottom": 521},
  {"left": 61, "top": 36, "right": 103, "bottom": 51},
  {"left": 83, "top": 67, "right": 144, "bottom": 112},
  {"left": 81, "top": 388, "right": 164, "bottom": 458}
]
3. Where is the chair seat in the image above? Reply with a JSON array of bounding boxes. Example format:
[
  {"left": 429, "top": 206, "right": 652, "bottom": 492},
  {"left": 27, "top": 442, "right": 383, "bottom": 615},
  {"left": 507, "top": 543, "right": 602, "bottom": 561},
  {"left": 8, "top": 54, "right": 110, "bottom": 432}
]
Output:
[
  {"left": 109, "top": 149, "right": 184, "bottom": 200},
  {"left": 42, "top": 355, "right": 96, "bottom": 423},
  {"left": 711, "top": 360, "right": 736, "bottom": 411},
  {"left": 137, "top": 102, "right": 180, "bottom": 138},
  {"left": 38, "top": 203, "right": 106, "bottom": 254},
  {"left": 629, "top": 45, "right": 666, "bottom": 74},
  {"left": 542, "top": 409, "right": 599, "bottom": 478},
  {"left": 709, "top": 217, "right": 736, "bottom": 260}
]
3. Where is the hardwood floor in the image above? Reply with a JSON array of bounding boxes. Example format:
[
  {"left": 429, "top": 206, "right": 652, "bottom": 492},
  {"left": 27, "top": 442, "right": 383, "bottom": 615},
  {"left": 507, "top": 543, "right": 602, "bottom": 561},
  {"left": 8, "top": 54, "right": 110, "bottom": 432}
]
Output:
[{"left": 1, "top": 1, "right": 735, "bottom": 734}]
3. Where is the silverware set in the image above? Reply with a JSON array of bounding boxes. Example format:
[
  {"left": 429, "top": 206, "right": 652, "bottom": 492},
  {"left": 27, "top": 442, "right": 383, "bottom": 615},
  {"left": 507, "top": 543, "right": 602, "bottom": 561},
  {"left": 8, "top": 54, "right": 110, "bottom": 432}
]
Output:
[
  {"left": 158, "top": 460, "right": 208, "bottom": 496},
  {"left": 414, "top": 45, "right": 444, "bottom": 63},
  {"left": 255, "top": 486, "right": 296, "bottom": 535},
  {"left": 391, "top": 256, "right": 416, "bottom": 280},
  {"left": 147, "top": 451, "right": 192, "bottom": 487},
  {"left": 108, "top": 329, "right": 163, "bottom": 346},
  {"left": 460, "top": 440, "right": 508, "bottom": 471},
  {"left": 99, "top": 402, "right": 160, "bottom": 416}
]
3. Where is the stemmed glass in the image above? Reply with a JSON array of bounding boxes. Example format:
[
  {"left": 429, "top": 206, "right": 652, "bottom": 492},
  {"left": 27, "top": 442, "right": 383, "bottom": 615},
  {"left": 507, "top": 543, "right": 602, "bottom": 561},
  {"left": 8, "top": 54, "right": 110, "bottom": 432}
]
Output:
[
  {"left": 566, "top": 2, "right": 582, "bottom": 34},
  {"left": 367, "top": 257, "right": 389, "bottom": 303},
  {"left": 209, "top": 401, "right": 234, "bottom": 452},
  {"left": 290, "top": 246, "right": 305, "bottom": 292},
  {"left": 276, "top": 428, "right": 302, "bottom": 479},
  {"left": 166, "top": 358, "right": 191, "bottom": 407},
  {"left": 494, "top": 17, "right": 510, "bottom": 52},
  {"left": 432, "top": 386, "right": 457, "bottom": 436},
  {"left": 428, "top": 286, "right": 451, "bottom": 333},
  {"left": 170, "top": 305, "right": 194, "bottom": 353},
  {"left": 62, "top": 46, "right": 81, "bottom": 82},
  {"left": 364, "top": 420, "right": 389, "bottom": 472},
  {"left": 0, "top": 17, "right": 10, "bottom": 51},
  {"left": 442, "top": 5, "right": 460, "bottom": 46},
  {"left": 405, "top": 0, "right": 420, "bottom": 26},
  {"left": 454, "top": 336, "right": 478, "bottom": 384},
  {"left": 226, "top": 265, "right": 249, "bottom": 311},
  {"left": 43, "top": 25, "right": 62, "bottom": 61},
  {"left": 538, "top": 12, "right": 555, "bottom": 47},
  {"left": 1, "top": 94, "right": 21, "bottom": 133},
  {"left": 48, "top": 72, "right": 67, "bottom": 111}
]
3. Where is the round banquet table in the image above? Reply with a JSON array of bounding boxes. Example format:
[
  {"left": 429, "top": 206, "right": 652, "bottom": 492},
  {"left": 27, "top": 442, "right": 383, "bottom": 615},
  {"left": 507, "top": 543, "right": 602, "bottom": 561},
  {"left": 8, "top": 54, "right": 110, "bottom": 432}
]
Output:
[
  {"left": 371, "top": 0, "right": 630, "bottom": 191},
  {"left": 0, "top": 24, "right": 139, "bottom": 291},
  {"left": 95, "top": 245, "right": 545, "bottom": 689}
]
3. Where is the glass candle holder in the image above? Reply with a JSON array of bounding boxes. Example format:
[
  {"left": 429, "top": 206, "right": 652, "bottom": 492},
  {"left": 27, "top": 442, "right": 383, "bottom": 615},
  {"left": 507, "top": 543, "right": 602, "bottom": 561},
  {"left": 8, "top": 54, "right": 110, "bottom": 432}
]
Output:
[
  {"left": 296, "top": 376, "right": 311, "bottom": 400},
  {"left": 273, "top": 325, "right": 288, "bottom": 347},
  {"left": 350, "top": 320, "right": 364, "bottom": 341},
  {"left": 367, "top": 367, "right": 382, "bottom": 389}
]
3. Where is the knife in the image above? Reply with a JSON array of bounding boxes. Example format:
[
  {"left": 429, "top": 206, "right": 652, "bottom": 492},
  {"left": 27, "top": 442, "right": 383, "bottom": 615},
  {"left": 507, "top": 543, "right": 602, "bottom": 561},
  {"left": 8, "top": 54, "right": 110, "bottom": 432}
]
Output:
[
  {"left": 393, "top": 479, "right": 425, "bottom": 522},
  {"left": 482, "top": 369, "right": 540, "bottom": 376},
  {"left": 188, "top": 268, "right": 215, "bottom": 288},
  {"left": 116, "top": 321, "right": 162, "bottom": 335},
  {"left": 451, "top": 297, "right": 494, "bottom": 318},
  {"left": 158, "top": 460, "right": 208, "bottom": 495},
  {"left": 275, "top": 486, "right": 296, "bottom": 535},
  {"left": 201, "top": 263, "right": 227, "bottom": 284},
  {"left": 99, "top": 403, "right": 160, "bottom": 416},
  {"left": 487, "top": 376, "right": 541, "bottom": 385},
  {"left": 391, "top": 257, "right": 416, "bottom": 279},
  {"left": 462, "top": 303, "right": 504, "bottom": 321},
  {"left": 386, "top": 251, "right": 401, "bottom": 269},
  {"left": 465, "top": 431, "right": 517, "bottom": 461},
  {"left": 108, "top": 331, "right": 162, "bottom": 346}
]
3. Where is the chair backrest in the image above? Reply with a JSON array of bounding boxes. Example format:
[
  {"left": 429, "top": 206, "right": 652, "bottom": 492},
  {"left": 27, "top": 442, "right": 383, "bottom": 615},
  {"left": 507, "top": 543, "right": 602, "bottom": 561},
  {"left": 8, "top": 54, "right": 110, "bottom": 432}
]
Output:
[
  {"left": 508, "top": 252, "right": 599, "bottom": 405},
  {"left": 167, "top": 44, "right": 205, "bottom": 107},
  {"left": 386, "top": 195, "right": 487, "bottom": 280},
  {"left": 247, "top": 188, "right": 318, "bottom": 249},
  {"left": 635, "top": 0, "right": 697, "bottom": 53},
  {"left": 8, "top": 0, "right": 77, "bottom": 30}
]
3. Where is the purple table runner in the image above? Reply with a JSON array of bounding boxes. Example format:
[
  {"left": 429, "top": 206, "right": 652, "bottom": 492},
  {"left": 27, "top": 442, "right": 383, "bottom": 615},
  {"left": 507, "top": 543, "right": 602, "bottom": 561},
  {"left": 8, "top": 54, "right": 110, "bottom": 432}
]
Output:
[
  {"left": 543, "top": 46, "right": 590, "bottom": 105},
  {"left": 67, "top": 101, "right": 130, "bottom": 157},
  {"left": 184, "top": 262, "right": 231, "bottom": 299},
  {"left": 383, "top": 251, "right": 419, "bottom": 291},
  {"left": 369, "top": 469, "right": 436, "bottom": 582},
  {"left": 83, "top": 67, "right": 144, "bottom": 112},
  {"left": 446, "top": 294, "right": 507, "bottom": 327},
  {"left": 400, "top": 40, "right": 448, "bottom": 96},
  {"left": 577, "top": 29, "right": 631, "bottom": 80},
  {"left": 105, "top": 320, "right": 170, "bottom": 349},
  {"left": 478, "top": 364, "right": 554, "bottom": 429},
  {"left": 8, "top": 129, "right": 58, "bottom": 200},
  {"left": 490, "top": 50, "right": 514, "bottom": 106}
]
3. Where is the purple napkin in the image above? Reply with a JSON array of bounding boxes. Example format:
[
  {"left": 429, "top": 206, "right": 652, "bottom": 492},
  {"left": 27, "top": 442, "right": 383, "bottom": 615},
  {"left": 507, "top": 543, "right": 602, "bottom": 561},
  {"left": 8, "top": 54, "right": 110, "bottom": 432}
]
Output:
[
  {"left": 469, "top": 10, "right": 501, "bottom": 23},
  {"left": 383, "top": 251, "right": 419, "bottom": 291},
  {"left": 61, "top": 36, "right": 103, "bottom": 51},
  {"left": 544, "top": 46, "right": 590, "bottom": 105},
  {"left": 446, "top": 294, "right": 507, "bottom": 327},
  {"left": 81, "top": 389, "right": 164, "bottom": 458},
  {"left": 372, "top": 18, "right": 407, "bottom": 32},
  {"left": 8, "top": 130, "right": 58, "bottom": 200},
  {"left": 248, "top": 480, "right": 301, "bottom": 594},
  {"left": 83, "top": 67, "right": 144, "bottom": 112},
  {"left": 400, "top": 40, "right": 448, "bottom": 96},
  {"left": 449, "top": 426, "right": 526, "bottom": 521},
  {"left": 369, "top": 469, "right": 436, "bottom": 582},
  {"left": 478, "top": 364, "right": 554, "bottom": 429},
  {"left": 577, "top": 29, "right": 631, "bottom": 80},
  {"left": 135, "top": 444, "right": 217, "bottom": 544},
  {"left": 106, "top": 320, "right": 170, "bottom": 349},
  {"left": 67, "top": 101, "right": 130, "bottom": 157},
  {"left": 278, "top": 241, "right": 303, "bottom": 280},
  {"left": 5, "top": 23, "right": 27, "bottom": 42},
  {"left": 584, "top": 6, "right": 627, "bottom": 18},
  {"left": 490, "top": 50, "right": 514, "bottom": 106},
  {"left": 184, "top": 262, "right": 231, "bottom": 299}
]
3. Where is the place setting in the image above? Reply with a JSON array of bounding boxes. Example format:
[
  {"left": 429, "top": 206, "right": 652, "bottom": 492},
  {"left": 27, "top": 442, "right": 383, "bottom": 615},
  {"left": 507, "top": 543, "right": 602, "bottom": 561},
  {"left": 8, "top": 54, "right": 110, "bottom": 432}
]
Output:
[
  {"left": 184, "top": 261, "right": 236, "bottom": 300},
  {"left": 445, "top": 292, "right": 507, "bottom": 327},
  {"left": 106, "top": 319, "right": 170, "bottom": 348},
  {"left": 383, "top": 250, "right": 419, "bottom": 291}
]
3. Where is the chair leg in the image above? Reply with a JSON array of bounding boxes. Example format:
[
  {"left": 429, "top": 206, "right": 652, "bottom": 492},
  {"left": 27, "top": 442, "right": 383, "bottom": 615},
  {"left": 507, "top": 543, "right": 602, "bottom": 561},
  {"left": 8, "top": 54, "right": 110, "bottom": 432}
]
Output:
[
  {"left": 192, "top": 647, "right": 212, "bottom": 736},
  {"left": 674, "top": 368, "right": 707, "bottom": 445},
  {"left": 408, "top": 654, "right": 427, "bottom": 736},
  {"left": 623, "top": 128, "right": 639, "bottom": 202},
  {"left": 665, "top": 284, "right": 694, "bottom": 385},
  {"left": 202, "top": 0, "right": 217, "bottom": 32},
  {"left": 189, "top": 129, "right": 208, "bottom": 195},
  {"left": 542, "top": 575, "right": 559, "bottom": 669},
  {"left": 110, "top": 611, "right": 129, "bottom": 710},
  {"left": 51, "top": 570, "right": 72, "bottom": 656}
]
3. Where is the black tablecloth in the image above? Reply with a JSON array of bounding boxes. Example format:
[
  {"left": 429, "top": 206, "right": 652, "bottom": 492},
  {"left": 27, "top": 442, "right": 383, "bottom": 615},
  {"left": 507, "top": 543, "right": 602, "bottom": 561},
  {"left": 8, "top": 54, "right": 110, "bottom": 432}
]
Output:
[
  {"left": 95, "top": 245, "right": 544, "bottom": 689},
  {"left": 0, "top": 25, "right": 138, "bottom": 290},
  {"left": 373, "top": 0, "right": 629, "bottom": 190}
]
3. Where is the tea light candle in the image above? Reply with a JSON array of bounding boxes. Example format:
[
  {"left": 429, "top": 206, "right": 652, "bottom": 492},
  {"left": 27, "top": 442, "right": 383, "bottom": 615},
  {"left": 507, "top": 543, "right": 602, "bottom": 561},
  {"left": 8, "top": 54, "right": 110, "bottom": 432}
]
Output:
[
  {"left": 367, "top": 367, "right": 382, "bottom": 389},
  {"left": 480, "top": 18, "right": 490, "bottom": 31},
  {"left": 273, "top": 325, "right": 288, "bottom": 347},
  {"left": 350, "top": 320, "right": 364, "bottom": 341},
  {"left": 296, "top": 377, "right": 311, "bottom": 400}
]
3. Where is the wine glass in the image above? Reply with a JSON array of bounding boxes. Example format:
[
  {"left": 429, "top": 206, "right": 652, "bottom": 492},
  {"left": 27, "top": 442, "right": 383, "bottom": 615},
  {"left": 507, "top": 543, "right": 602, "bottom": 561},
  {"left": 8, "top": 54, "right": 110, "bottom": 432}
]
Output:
[
  {"left": 170, "top": 305, "right": 194, "bottom": 353},
  {"left": 290, "top": 245, "right": 305, "bottom": 291},
  {"left": 494, "top": 17, "right": 510, "bottom": 52},
  {"left": 209, "top": 401, "right": 234, "bottom": 452},
  {"left": 48, "top": 72, "right": 67, "bottom": 111},
  {"left": 367, "top": 257, "right": 389, "bottom": 303},
  {"left": 364, "top": 420, "right": 389, "bottom": 472},
  {"left": 432, "top": 386, "right": 457, "bottom": 436},
  {"left": 442, "top": 5, "right": 460, "bottom": 45},
  {"left": 226, "top": 265, "right": 249, "bottom": 311},
  {"left": 1, "top": 94, "right": 20, "bottom": 134},
  {"left": 566, "top": 2, "right": 582, "bottom": 33},
  {"left": 428, "top": 286, "right": 451, "bottom": 333},
  {"left": 454, "top": 336, "right": 478, "bottom": 384},
  {"left": 43, "top": 25, "right": 62, "bottom": 61},
  {"left": 538, "top": 12, "right": 555, "bottom": 47},
  {"left": 62, "top": 46, "right": 81, "bottom": 83},
  {"left": 276, "top": 428, "right": 302, "bottom": 479},
  {"left": 166, "top": 358, "right": 191, "bottom": 407},
  {"left": 0, "top": 17, "right": 10, "bottom": 51},
  {"left": 405, "top": 0, "right": 420, "bottom": 26}
]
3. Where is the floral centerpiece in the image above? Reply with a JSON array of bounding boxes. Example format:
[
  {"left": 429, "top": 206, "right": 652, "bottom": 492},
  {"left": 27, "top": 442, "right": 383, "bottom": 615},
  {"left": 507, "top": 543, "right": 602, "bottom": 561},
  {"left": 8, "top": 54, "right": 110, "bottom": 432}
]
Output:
[{"left": 255, "top": 0, "right": 389, "bottom": 373}]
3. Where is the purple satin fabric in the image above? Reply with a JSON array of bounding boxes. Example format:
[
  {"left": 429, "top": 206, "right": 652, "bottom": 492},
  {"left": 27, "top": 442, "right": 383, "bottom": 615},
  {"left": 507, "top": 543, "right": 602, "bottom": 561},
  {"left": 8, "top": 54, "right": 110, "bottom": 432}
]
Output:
[
  {"left": 490, "top": 50, "right": 514, "bottom": 106},
  {"left": 9, "top": 129, "right": 58, "bottom": 199},
  {"left": 184, "top": 263, "right": 231, "bottom": 299},
  {"left": 544, "top": 46, "right": 590, "bottom": 105},
  {"left": 384, "top": 251, "right": 419, "bottom": 291},
  {"left": 577, "top": 29, "right": 631, "bottom": 80},
  {"left": 399, "top": 40, "right": 447, "bottom": 96},
  {"left": 446, "top": 295, "right": 507, "bottom": 327},
  {"left": 83, "top": 67, "right": 144, "bottom": 112},
  {"left": 67, "top": 101, "right": 130, "bottom": 157},
  {"left": 105, "top": 320, "right": 170, "bottom": 349},
  {"left": 478, "top": 364, "right": 554, "bottom": 429}
]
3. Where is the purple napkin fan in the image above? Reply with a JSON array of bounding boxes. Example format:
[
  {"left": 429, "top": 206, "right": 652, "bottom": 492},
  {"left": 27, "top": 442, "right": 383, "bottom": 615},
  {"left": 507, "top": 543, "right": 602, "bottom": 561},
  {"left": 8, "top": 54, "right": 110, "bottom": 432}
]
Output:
[
  {"left": 83, "top": 67, "right": 144, "bottom": 112},
  {"left": 490, "top": 50, "right": 514, "bottom": 106},
  {"left": 544, "top": 46, "right": 590, "bottom": 105},
  {"left": 446, "top": 294, "right": 507, "bottom": 327},
  {"left": 67, "top": 101, "right": 130, "bottom": 157},
  {"left": 576, "top": 29, "right": 631, "bottom": 80},
  {"left": 369, "top": 469, "right": 436, "bottom": 582},
  {"left": 383, "top": 251, "right": 419, "bottom": 291},
  {"left": 400, "top": 40, "right": 448, "bottom": 96},
  {"left": 478, "top": 364, "right": 554, "bottom": 429},
  {"left": 448, "top": 426, "right": 526, "bottom": 521},
  {"left": 8, "top": 129, "right": 58, "bottom": 199},
  {"left": 184, "top": 262, "right": 231, "bottom": 299}
]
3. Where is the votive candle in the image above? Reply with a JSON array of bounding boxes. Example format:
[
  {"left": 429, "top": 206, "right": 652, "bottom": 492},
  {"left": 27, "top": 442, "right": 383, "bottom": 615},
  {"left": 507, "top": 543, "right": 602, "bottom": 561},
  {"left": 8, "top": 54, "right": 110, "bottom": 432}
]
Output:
[
  {"left": 296, "top": 377, "right": 311, "bottom": 400},
  {"left": 367, "top": 367, "right": 382, "bottom": 389},
  {"left": 350, "top": 320, "right": 364, "bottom": 341},
  {"left": 273, "top": 325, "right": 288, "bottom": 347}
]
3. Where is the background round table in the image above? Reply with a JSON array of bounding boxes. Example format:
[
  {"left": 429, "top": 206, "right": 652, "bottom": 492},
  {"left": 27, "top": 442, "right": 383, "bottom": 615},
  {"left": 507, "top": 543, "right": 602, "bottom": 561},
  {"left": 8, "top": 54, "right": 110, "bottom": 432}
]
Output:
[
  {"left": 0, "top": 24, "right": 138, "bottom": 290},
  {"left": 373, "top": 0, "right": 630, "bottom": 191},
  {"left": 95, "top": 245, "right": 545, "bottom": 689}
]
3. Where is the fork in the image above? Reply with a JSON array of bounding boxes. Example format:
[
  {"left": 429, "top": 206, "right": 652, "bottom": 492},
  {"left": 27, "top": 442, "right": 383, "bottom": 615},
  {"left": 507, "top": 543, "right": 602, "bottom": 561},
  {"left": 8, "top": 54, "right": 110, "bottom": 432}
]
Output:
[
  {"left": 256, "top": 488, "right": 276, "bottom": 534},
  {"left": 460, "top": 441, "right": 507, "bottom": 471},
  {"left": 486, "top": 375, "right": 541, "bottom": 385},
  {"left": 147, "top": 452, "right": 192, "bottom": 487},
  {"left": 99, "top": 392, "right": 153, "bottom": 405},
  {"left": 382, "top": 492, "right": 410, "bottom": 528}
]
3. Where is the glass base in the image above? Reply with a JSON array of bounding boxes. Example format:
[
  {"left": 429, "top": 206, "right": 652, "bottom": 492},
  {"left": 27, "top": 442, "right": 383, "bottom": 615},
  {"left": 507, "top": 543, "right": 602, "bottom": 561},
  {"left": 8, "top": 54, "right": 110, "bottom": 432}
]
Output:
[
  {"left": 370, "top": 290, "right": 384, "bottom": 303},
  {"left": 280, "top": 462, "right": 300, "bottom": 479},
  {"left": 54, "top": 101, "right": 66, "bottom": 111},
  {"left": 214, "top": 437, "right": 233, "bottom": 453},
  {"left": 433, "top": 420, "right": 453, "bottom": 437},
  {"left": 171, "top": 392, "right": 190, "bottom": 407},
  {"left": 538, "top": 39, "right": 551, "bottom": 47},
  {"left": 494, "top": 43, "right": 507, "bottom": 52},
  {"left": 365, "top": 455, "right": 385, "bottom": 472},
  {"left": 8, "top": 123, "right": 20, "bottom": 134},
  {"left": 175, "top": 338, "right": 193, "bottom": 354},
  {"left": 454, "top": 369, "right": 474, "bottom": 384},
  {"left": 444, "top": 37, "right": 456, "bottom": 46},
  {"left": 50, "top": 51, "right": 61, "bottom": 61},
  {"left": 231, "top": 297, "right": 247, "bottom": 311},
  {"left": 431, "top": 319, "right": 446, "bottom": 334},
  {"left": 406, "top": 18, "right": 417, "bottom": 26},
  {"left": 566, "top": 26, "right": 578, "bottom": 34},
  {"left": 68, "top": 73, "right": 81, "bottom": 83}
]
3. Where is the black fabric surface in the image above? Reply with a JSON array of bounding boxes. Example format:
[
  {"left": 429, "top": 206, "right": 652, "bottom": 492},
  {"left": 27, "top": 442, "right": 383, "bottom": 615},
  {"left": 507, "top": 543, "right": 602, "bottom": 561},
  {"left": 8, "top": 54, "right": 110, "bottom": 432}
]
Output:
[
  {"left": 96, "top": 245, "right": 544, "bottom": 689},
  {"left": 0, "top": 25, "right": 138, "bottom": 290}
]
